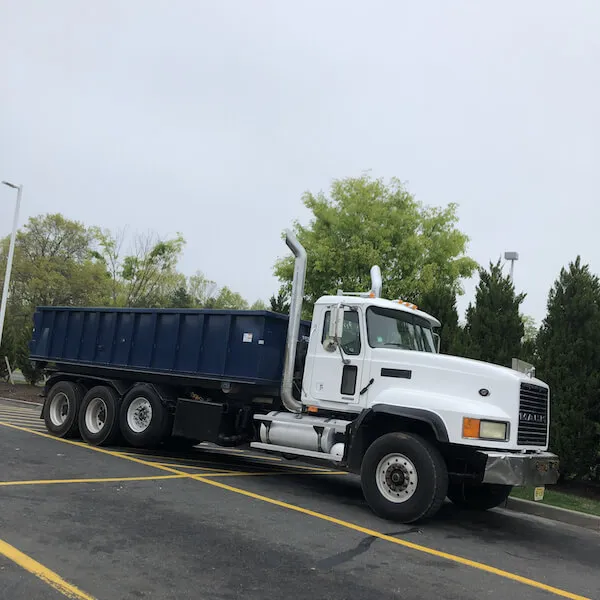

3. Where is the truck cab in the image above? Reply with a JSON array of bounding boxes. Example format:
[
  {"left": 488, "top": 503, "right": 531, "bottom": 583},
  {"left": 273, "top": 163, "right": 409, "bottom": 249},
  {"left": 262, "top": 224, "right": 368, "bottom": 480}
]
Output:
[
  {"left": 252, "top": 231, "right": 559, "bottom": 522},
  {"left": 302, "top": 296, "right": 440, "bottom": 413}
]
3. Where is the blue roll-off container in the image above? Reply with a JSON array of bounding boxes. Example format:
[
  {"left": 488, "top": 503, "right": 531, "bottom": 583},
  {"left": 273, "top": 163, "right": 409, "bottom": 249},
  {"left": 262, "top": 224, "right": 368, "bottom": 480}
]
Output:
[{"left": 29, "top": 307, "right": 311, "bottom": 387}]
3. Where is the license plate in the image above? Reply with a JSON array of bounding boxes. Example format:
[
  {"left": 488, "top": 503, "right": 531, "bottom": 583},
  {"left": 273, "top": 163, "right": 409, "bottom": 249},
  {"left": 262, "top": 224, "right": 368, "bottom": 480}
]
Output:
[{"left": 534, "top": 486, "right": 545, "bottom": 501}]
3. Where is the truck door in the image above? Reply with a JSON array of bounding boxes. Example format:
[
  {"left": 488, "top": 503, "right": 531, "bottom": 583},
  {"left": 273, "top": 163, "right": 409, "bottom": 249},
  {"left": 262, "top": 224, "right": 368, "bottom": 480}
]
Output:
[{"left": 306, "top": 307, "right": 364, "bottom": 406}]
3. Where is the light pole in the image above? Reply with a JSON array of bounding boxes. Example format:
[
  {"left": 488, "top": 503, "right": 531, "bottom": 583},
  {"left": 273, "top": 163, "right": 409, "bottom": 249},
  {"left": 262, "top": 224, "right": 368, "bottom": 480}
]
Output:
[
  {"left": 0, "top": 181, "right": 23, "bottom": 349},
  {"left": 504, "top": 251, "right": 519, "bottom": 282}
]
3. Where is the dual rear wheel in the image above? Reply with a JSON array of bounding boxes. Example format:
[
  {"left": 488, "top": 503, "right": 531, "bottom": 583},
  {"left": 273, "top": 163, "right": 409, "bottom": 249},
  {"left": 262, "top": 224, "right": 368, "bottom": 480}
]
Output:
[{"left": 44, "top": 381, "right": 177, "bottom": 448}]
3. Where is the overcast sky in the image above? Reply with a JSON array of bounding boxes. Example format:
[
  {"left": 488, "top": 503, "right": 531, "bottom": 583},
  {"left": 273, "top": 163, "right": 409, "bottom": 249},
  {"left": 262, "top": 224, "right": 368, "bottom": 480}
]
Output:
[{"left": 1, "top": 1, "right": 598, "bottom": 324}]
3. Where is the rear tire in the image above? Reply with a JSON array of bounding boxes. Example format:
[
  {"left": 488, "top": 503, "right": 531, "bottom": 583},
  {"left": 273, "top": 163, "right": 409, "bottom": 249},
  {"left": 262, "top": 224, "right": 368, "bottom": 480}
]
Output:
[
  {"left": 44, "top": 381, "right": 84, "bottom": 438},
  {"left": 119, "top": 384, "right": 171, "bottom": 448},
  {"left": 447, "top": 482, "right": 512, "bottom": 510},
  {"left": 360, "top": 432, "right": 448, "bottom": 523},
  {"left": 79, "top": 386, "right": 121, "bottom": 446}
]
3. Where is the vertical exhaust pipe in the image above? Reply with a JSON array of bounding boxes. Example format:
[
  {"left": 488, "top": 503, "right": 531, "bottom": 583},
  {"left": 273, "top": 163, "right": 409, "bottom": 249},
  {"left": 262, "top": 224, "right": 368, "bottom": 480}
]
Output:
[
  {"left": 281, "top": 229, "right": 307, "bottom": 413},
  {"left": 370, "top": 265, "right": 382, "bottom": 298}
]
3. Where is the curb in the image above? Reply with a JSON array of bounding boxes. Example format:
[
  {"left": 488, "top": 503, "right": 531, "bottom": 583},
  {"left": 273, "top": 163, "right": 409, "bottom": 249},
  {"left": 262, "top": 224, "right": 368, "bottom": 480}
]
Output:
[
  {"left": 0, "top": 396, "right": 43, "bottom": 408},
  {"left": 504, "top": 497, "right": 600, "bottom": 533}
]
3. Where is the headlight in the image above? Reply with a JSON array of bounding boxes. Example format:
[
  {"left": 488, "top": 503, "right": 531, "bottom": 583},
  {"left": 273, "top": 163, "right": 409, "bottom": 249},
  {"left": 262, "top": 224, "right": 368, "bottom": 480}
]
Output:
[{"left": 462, "top": 418, "right": 508, "bottom": 441}]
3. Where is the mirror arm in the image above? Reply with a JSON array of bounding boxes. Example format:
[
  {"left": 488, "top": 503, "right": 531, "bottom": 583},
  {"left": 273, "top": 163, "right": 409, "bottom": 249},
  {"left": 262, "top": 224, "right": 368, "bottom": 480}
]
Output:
[{"left": 337, "top": 342, "right": 350, "bottom": 365}]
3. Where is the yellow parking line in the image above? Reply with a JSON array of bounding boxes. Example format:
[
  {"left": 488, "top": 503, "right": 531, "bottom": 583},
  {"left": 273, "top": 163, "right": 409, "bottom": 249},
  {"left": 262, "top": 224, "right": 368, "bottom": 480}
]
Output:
[
  {"left": 0, "top": 538, "right": 95, "bottom": 600},
  {"left": 153, "top": 462, "right": 346, "bottom": 477},
  {"left": 0, "top": 420, "right": 590, "bottom": 600},
  {"left": 0, "top": 475, "right": 187, "bottom": 487},
  {"left": 153, "top": 462, "right": 242, "bottom": 472}
]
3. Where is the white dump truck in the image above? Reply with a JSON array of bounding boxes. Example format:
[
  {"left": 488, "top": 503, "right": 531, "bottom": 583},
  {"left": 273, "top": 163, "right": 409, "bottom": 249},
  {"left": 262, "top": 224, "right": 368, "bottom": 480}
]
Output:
[{"left": 34, "top": 230, "right": 560, "bottom": 522}]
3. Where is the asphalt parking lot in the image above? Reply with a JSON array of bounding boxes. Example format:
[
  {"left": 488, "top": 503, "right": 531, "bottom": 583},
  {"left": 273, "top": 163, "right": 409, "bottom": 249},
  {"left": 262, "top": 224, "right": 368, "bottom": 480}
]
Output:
[{"left": 0, "top": 398, "right": 598, "bottom": 600}]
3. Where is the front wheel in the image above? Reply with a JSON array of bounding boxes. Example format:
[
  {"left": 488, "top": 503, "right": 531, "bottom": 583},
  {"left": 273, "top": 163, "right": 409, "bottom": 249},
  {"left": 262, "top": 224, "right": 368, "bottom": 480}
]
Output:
[
  {"left": 360, "top": 432, "right": 448, "bottom": 523},
  {"left": 447, "top": 483, "right": 512, "bottom": 510}
]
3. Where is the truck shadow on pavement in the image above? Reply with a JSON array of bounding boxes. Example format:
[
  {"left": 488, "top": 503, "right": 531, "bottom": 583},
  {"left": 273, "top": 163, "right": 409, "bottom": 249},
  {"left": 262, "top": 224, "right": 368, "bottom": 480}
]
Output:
[{"left": 118, "top": 445, "right": 599, "bottom": 566}]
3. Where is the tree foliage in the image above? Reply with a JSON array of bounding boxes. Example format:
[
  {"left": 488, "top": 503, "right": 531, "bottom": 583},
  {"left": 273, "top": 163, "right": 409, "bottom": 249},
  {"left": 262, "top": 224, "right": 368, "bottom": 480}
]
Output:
[
  {"left": 463, "top": 260, "right": 525, "bottom": 367},
  {"left": 269, "top": 289, "right": 290, "bottom": 315},
  {"left": 0, "top": 214, "right": 115, "bottom": 383},
  {"left": 417, "top": 287, "right": 463, "bottom": 355},
  {"left": 520, "top": 314, "right": 539, "bottom": 365},
  {"left": 93, "top": 229, "right": 186, "bottom": 307},
  {"left": 274, "top": 175, "right": 477, "bottom": 310},
  {"left": 536, "top": 257, "right": 600, "bottom": 479},
  {"left": 0, "top": 214, "right": 252, "bottom": 382}
]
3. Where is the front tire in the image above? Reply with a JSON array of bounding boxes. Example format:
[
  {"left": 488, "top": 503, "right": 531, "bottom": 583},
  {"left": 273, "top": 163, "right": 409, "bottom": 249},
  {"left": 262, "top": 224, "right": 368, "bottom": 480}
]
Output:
[
  {"left": 447, "top": 482, "right": 512, "bottom": 510},
  {"left": 119, "top": 384, "right": 171, "bottom": 448},
  {"left": 360, "top": 432, "right": 448, "bottom": 523},
  {"left": 44, "top": 381, "right": 84, "bottom": 438},
  {"left": 79, "top": 386, "right": 121, "bottom": 446}
]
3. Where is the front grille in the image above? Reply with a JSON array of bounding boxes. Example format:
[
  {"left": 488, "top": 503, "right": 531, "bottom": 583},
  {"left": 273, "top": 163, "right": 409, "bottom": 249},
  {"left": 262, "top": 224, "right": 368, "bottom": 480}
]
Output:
[{"left": 518, "top": 382, "right": 549, "bottom": 446}]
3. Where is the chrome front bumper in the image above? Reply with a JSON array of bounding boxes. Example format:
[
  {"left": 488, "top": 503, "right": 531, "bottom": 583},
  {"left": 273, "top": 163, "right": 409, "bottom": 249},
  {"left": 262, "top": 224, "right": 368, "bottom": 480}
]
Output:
[{"left": 480, "top": 451, "right": 560, "bottom": 486}]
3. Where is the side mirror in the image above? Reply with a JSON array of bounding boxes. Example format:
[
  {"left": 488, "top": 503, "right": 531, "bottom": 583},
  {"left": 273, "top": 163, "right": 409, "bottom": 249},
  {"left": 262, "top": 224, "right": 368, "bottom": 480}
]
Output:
[
  {"left": 323, "top": 304, "right": 344, "bottom": 352},
  {"left": 433, "top": 332, "right": 441, "bottom": 353},
  {"left": 329, "top": 303, "right": 344, "bottom": 342}
]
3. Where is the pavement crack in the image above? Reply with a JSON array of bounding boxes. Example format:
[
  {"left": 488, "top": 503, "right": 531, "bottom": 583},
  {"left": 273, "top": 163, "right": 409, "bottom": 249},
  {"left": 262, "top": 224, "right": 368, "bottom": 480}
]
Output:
[
  {"left": 315, "top": 527, "right": 421, "bottom": 570},
  {"left": 316, "top": 536, "right": 378, "bottom": 569}
]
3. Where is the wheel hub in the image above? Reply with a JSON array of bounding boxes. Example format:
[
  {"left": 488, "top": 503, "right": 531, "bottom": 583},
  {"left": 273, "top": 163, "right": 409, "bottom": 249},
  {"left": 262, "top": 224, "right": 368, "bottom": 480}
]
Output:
[
  {"left": 85, "top": 397, "right": 108, "bottom": 434},
  {"left": 49, "top": 393, "right": 70, "bottom": 426},
  {"left": 376, "top": 453, "right": 419, "bottom": 504},
  {"left": 127, "top": 397, "right": 153, "bottom": 433}
]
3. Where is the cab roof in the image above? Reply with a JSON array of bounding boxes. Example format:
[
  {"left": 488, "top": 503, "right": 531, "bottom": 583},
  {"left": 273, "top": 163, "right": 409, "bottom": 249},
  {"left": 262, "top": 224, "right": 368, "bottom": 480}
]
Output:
[{"left": 315, "top": 295, "right": 442, "bottom": 328}]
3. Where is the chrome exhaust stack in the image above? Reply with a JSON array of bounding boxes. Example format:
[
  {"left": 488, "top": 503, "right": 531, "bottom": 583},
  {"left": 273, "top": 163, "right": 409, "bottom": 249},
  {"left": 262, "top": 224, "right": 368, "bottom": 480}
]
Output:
[
  {"left": 370, "top": 265, "right": 382, "bottom": 298},
  {"left": 281, "top": 230, "right": 307, "bottom": 413}
]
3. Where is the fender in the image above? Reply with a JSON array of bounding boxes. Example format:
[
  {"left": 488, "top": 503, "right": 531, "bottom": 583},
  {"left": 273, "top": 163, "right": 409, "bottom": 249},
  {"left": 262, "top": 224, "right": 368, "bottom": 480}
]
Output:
[
  {"left": 345, "top": 404, "right": 449, "bottom": 473},
  {"left": 44, "top": 373, "right": 131, "bottom": 398}
]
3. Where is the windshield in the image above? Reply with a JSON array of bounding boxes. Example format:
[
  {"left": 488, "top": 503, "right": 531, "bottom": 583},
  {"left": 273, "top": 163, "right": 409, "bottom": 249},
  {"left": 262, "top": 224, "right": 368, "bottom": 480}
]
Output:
[{"left": 366, "top": 306, "right": 436, "bottom": 352}]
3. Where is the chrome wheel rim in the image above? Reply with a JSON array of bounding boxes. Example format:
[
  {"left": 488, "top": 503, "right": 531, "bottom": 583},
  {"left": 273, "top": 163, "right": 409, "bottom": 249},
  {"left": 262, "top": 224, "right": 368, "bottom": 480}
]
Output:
[
  {"left": 85, "top": 397, "right": 107, "bottom": 434},
  {"left": 376, "top": 453, "right": 418, "bottom": 503},
  {"left": 127, "top": 397, "right": 153, "bottom": 433},
  {"left": 49, "top": 392, "right": 70, "bottom": 426}
]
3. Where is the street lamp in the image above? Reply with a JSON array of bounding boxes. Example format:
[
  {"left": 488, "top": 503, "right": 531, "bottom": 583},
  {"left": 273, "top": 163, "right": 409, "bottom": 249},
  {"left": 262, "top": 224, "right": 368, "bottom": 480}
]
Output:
[
  {"left": 0, "top": 181, "right": 23, "bottom": 349},
  {"left": 504, "top": 251, "right": 519, "bottom": 282}
]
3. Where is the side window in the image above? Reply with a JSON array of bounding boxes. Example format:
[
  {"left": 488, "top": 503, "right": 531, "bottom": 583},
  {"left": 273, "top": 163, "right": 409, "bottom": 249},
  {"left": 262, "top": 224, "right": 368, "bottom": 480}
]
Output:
[{"left": 322, "top": 310, "right": 361, "bottom": 356}]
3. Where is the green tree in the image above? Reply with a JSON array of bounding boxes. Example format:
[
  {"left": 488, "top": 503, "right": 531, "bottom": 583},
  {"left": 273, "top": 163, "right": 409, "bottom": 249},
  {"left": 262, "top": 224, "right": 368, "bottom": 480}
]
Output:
[
  {"left": 0, "top": 213, "right": 112, "bottom": 383},
  {"left": 418, "top": 287, "right": 463, "bottom": 354},
  {"left": 269, "top": 289, "right": 290, "bottom": 314},
  {"left": 536, "top": 257, "right": 600, "bottom": 479},
  {"left": 520, "top": 314, "right": 539, "bottom": 365},
  {"left": 2, "top": 214, "right": 111, "bottom": 308},
  {"left": 250, "top": 300, "right": 268, "bottom": 310},
  {"left": 187, "top": 271, "right": 217, "bottom": 306},
  {"left": 463, "top": 260, "right": 525, "bottom": 367},
  {"left": 274, "top": 174, "right": 477, "bottom": 311},
  {"left": 168, "top": 285, "right": 195, "bottom": 308},
  {"left": 94, "top": 229, "right": 185, "bottom": 307},
  {"left": 206, "top": 287, "right": 248, "bottom": 309}
]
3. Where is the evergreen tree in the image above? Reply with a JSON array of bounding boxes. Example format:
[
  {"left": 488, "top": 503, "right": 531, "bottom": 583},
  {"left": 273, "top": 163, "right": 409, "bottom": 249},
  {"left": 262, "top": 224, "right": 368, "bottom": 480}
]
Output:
[
  {"left": 168, "top": 285, "right": 195, "bottom": 308},
  {"left": 418, "top": 287, "right": 462, "bottom": 354},
  {"left": 463, "top": 259, "right": 525, "bottom": 367},
  {"left": 536, "top": 257, "right": 600, "bottom": 479},
  {"left": 269, "top": 289, "right": 290, "bottom": 315}
]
